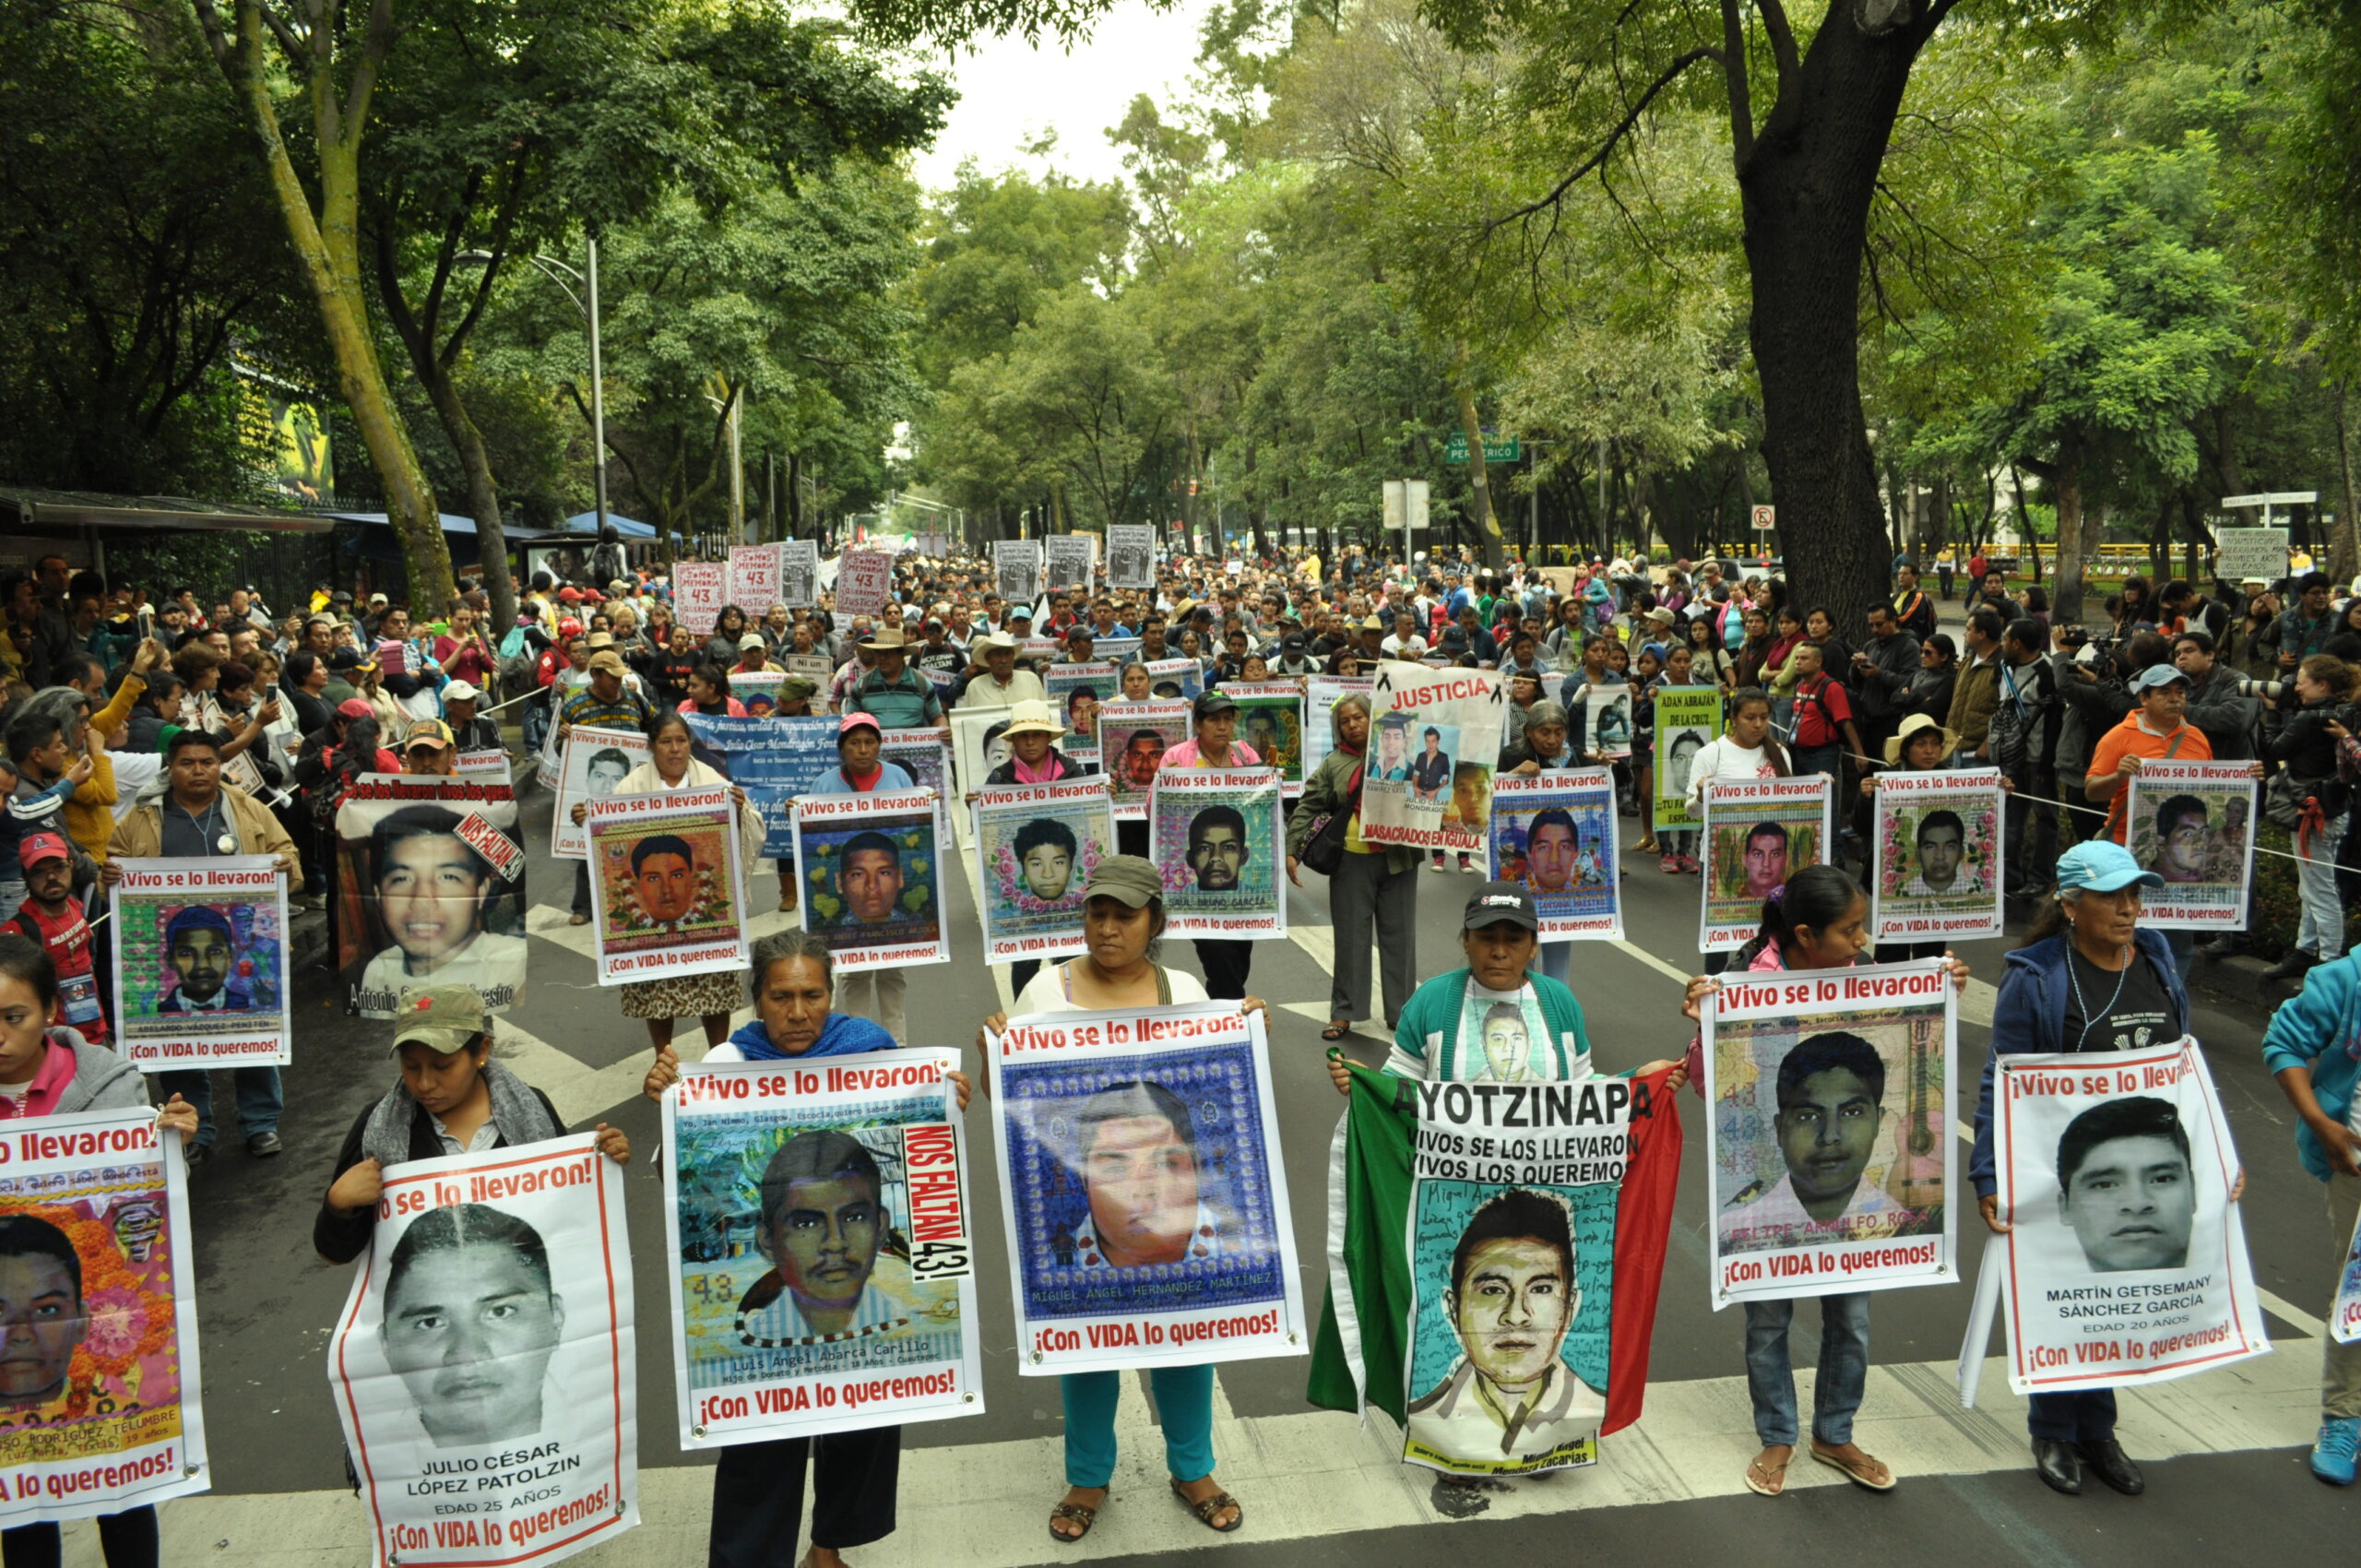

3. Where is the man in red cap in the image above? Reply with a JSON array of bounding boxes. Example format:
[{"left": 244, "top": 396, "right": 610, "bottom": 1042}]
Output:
[{"left": 4, "top": 833, "right": 105, "bottom": 1043}]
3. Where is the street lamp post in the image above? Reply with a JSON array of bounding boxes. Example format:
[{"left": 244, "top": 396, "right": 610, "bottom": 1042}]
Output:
[{"left": 462, "top": 240, "right": 606, "bottom": 536}]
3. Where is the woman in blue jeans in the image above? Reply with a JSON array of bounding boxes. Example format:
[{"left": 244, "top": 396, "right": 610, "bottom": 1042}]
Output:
[{"left": 1680, "top": 867, "right": 1969, "bottom": 1497}]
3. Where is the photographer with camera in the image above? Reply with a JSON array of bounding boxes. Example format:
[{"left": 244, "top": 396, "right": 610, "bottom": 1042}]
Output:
[{"left": 2261, "top": 655, "right": 2358, "bottom": 982}]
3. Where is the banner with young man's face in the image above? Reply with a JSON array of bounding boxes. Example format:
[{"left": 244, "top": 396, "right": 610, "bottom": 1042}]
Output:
[
  {"left": 1698, "top": 775, "right": 1830, "bottom": 952},
  {"left": 1149, "top": 769, "right": 1287, "bottom": 939},
  {"left": 1358, "top": 662, "right": 1506, "bottom": 857},
  {"left": 1488, "top": 772, "right": 1621, "bottom": 941},
  {"left": 1869, "top": 769, "right": 2004, "bottom": 944},
  {"left": 551, "top": 727, "right": 647, "bottom": 861},
  {"left": 2123, "top": 761, "right": 2259, "bottom": 930},
  {"left": 112, "top": 856, "right": 291, "bottom": 1067},
  {"left": 971, "top": 778, "right": 1114, "bottom": 964},
  {"left": 1650, "top": 686, "right": 1723, "bottom": 833},
  {"left": 330, "top": 1134, "right": 637, "bottom": 1568},
  {"left": 791, "top": 790, "right": 948, "bottom": 975},
  {"left": 586, "top": 783, "right": 749, "bottom": 986},
  {"left": 334, "top": 776, "right": 528, "bottom": 1019}
]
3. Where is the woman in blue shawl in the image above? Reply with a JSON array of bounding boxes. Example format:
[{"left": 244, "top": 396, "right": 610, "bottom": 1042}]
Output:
[{"left": 644, "top": 929, "right": 972, "bottom": 1568}]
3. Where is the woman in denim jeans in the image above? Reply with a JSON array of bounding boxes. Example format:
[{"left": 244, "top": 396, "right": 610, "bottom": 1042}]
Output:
[
  {"left": 1679, "top": 867, "right": 1969, "bottom": 1497},
  {"left": 2262, "top": 654, "right": 2355, "bottom": 983}
]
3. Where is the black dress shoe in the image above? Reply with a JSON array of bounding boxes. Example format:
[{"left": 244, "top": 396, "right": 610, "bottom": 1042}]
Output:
[
  {"left": 2032, "top": 1438, "right": 2082, "bottom": 1495},
  {"left": 2264, "top": 949, "right": 2321, "bottom": 981},
  {"left": 2076, "top": 1439, "right": 2144, "bottom": 1495}
]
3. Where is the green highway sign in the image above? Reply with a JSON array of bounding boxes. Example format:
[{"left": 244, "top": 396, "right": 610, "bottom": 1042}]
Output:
[{"left": 1445, "top": 433, "right": 1521, "bottom": 463}]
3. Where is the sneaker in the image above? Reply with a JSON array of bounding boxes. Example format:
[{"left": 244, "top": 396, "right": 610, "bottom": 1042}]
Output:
[
  {"left": 2313, "top": 1416, "right": 2360, "bottom": 1485},
  {"left": 1428, "top": 860, "right": 1449, "bottom": 873},
  {"left": 1459, "top": 857, "right": 1481, "bottom": 874},
  {"left": 1680, "top": 854, "right": 1702, "bottom": 874},
  {"left": 1661, "top": 854, "right": 1681, "bottom": 873},
  {"left": 247, "top": 1131, "right": 283, "bottom": 1158},
  {"left": 184, "top": 1143, "right": 213, "bottom": 1170},
  {"left": 2265, "top": 949, "right": 2321, "bottom": 982}
]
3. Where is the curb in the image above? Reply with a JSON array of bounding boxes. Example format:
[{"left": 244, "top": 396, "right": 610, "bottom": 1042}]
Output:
[{"left": 2190, "top": 951, "right": 2300, "bottom": 1015}]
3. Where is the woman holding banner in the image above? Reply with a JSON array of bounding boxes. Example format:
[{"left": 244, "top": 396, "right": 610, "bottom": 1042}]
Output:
[
  {"left": 644, "top": 931, "right": 969, "bottom": 1568},
  {"left": 570, "top": 710, "right": 762, "bottom": 1053},
  {"left": 983, "top": 700, "right": 1097, "bottom": 998},
  {"left": 1968, "top": 840, "right": 2239, "bottom": 1498},
  {"left": 972, "top": 857, "right": 1268, "bottom": 1541},
  {"left": 1288, "top": 693, "right": 1418, "bottom": 1039}
]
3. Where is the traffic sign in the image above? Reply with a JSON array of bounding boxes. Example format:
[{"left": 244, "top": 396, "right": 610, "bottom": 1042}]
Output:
[
  {"left": 1751, "top": 505, "right": 1776, "bottom": 531},
  {"left": 2222, "top": 492, "right": 2316, "bottom": 507},
  {"left": 1445, "top": 433, "right": 1521, "bottom": 464}
]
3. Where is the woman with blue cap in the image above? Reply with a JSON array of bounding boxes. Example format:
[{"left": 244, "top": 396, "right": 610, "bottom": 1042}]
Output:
[{"left": 1969, "top": 838, "right": 2244, "bottom": 1500}]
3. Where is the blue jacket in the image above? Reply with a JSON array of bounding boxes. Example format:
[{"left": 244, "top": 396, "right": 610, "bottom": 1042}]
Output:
[
  {"left": 725, "top": 1011, "right": 898, "bottom": 1063},
  {"left": 1969, "top": 929, "right": 2188, "bottom": 1198},
  {"left": 2260, "top": 952, "right": 2361, "bottom": 1182}
]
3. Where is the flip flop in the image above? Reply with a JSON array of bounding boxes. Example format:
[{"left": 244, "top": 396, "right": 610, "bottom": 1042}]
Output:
[
  {"left": 1744, "top": 1452, "right": 1791, "bottom": 1497},
  {"left": 1321, "top": 1022, "right": 1350, "bottom": 1041},
  {"left": 1809, "top": 1443, "right": 1897, "bottom": 1491}
]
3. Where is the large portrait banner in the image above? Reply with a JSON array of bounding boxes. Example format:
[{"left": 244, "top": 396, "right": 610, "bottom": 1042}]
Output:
[
  {"left": 661, "top": 1052, "right": 981, "bottom": 1448},
  {"left": 791, "top": 790, "right": 949, "bottom": 974},
  {"left": 1359, "top": 662, "right": 1506, "bottom": 856},
  {"left": 1043, "top": 664, "right": 1116, "bottom": 767},
  {"left": 585, "top": 784, "right": 749, "bottom": 985},
  {"left": 728, "top": 543, "right": 782, "bottom": 612},
  {"left": 1221, "top": 682, "right": 1307, "bottom": 798},
  {"left": 1044, "top": 535, "right": 1095, "bottom": 593},
  {"left": 1582, "top": 685, "right": 1634, "bottom": 762},
  {"left": 1699, "top": 774, "right": 1831, "bottom": 952},
  {"left": 779, "top": 541, "right": 819, "bottom": 610},
  {"left": 1703, "top": 960, "right": 1955, "bottom": 1306},
  {"left": 972, "top": 778, "right": 1115, "bottom": 963},
  {"left": 334, "top": 776, "right": 528, "bottom": 1018},
  {"left": 551, "top": 726, "right": 648, "bottom": 861},
  {"left": 878, "top": 726, "right": 955, "bottom": 854},
  {"left": 1150, "top": 768, "right": 1287, "bottom": 939},
  {"left": 1105, "top": 525, "right": 1155, "bottom": 590},
  {"left": 1488, "top": 771, "right": 1621, "bottom": 941},
  {"left": 1098, "top": 699, "right": 1191, "bottom": 823},
  {"left": 111, "top": 857, "right": 290, "bottom": 1069},
  {"left": 330, "top": 1134, "right": 636, "bottom": 1568},
  {"left": 2124, "top": 760, "right": 2259, "bottom": 930},
  {"left": 833, "top": 550, "right": 897, "bottom": 620},
  {"left": 994, "top": 540, "right": 1043, "bottom": 607},
  {"left": 0, "top": 1108, "right": 208, "bottom": 1527},
  {"left": 1869, "top": 768, "right": 2004, "bottom": 944},
  {"left": 1302, "top": 675, "right": 1375, "bottom": 781},
  {"left": 988, "top": 1004, "right": 1304, "bottom": 1374},
  {"left": 1651, "top": 686, "right": 1724, "bottom": 833}
]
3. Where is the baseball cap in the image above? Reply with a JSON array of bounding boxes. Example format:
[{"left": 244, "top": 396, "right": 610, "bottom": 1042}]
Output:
[
  {"left": 368, "top": 592, "right": 389, "bottom": 607},
  {"left": 336, "top": 697, "right": 374, "bottom": 719},
  {"left": 2129, "top": 664, "right": 2190, "bottom": 693},
  {"left": 739, "top": 633, "right": 768, "bottom": 651},
  {"left": 1463, "top": 881, "right": 1540, "bottom": 932},
  {"left": 1082, "top": 855, "right": 1162, "bottom": 909},
  {"left": 2055, "top": 840, "right": 2165, "bottom": 896},
  {"left": 776, "top": 675, "right": 818, "bottom": 704},
  {"left": 1065, "top": 624, "right": 1095, "bottom": 643},
  {"left": 17, "top": 833, "right": 69, "bottom": 869},
  {"left": 391, "top": 985, "right": 488, "bottom": 1054},
  {"left": 557, "top": 587, "right": 585, "bottom": 603},
  {"left": 442, "top": 680, "right": 481, "bottom": 703},
  {"left": 837, "top": 711, "right": 881, "bottom": 741},
  {"left": 402, "top": 719, "right": 455, "bottom": 752},
  {"left": 1192, "top": 690, "right": 1238, "bottom": 720},
  {"left": 587, "top": 650, "right": 627, "bottom": 677},
  {"left": 328, "top": 647, "right": 366, "bottom": 671}
]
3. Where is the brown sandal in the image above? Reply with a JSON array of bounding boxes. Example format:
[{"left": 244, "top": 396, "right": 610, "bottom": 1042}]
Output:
[
  {"left": 1048, "top": 1487, "right": 1105, "bottom": 1543},
  {"left": 1321, "top": 1021, "right": 1350, "bottom": 1041},
  {"left": 1169, "top": 1477, "right": 1243, "bottom": 1532},
  {"left": 1809, "top": 1441, "right": 1896, "bottom": 1491}
]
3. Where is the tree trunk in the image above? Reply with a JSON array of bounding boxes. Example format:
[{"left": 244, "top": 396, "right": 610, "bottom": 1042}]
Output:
[
  {"left": 409, "top": 357, "right": 517, "bottom": 627},
  {"left": 2046, "top": 433, "right": 2093, "bottom": 623},
  {"left": 1451, "top": 343, "right": 1504, "bottom": 574},
  {"left": 1735, "top": 6, "right": 1938, "bottom": 639},
  {"left": 2332, "top": 378, "right": 2361, "bottom": 588}
]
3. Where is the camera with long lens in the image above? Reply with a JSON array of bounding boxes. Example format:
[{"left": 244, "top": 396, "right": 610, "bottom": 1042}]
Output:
[{"left": 2234, "top": 677, "right": 2287, "bottom": 701}]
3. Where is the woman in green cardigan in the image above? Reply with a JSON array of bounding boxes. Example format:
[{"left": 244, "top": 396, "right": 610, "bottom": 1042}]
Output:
[{"left": 1325, "top": 879, "right": 1689, "bottom": 1090}]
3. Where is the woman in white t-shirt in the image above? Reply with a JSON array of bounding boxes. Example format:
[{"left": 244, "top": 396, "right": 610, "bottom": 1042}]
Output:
[{"left": 1683, "top": 686, "right": 1791, "bottom": 814}]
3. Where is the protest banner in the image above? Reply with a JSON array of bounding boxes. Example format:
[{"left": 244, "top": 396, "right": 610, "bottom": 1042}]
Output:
[
  {"left": 1044, "top": 535, "right": 1095, "bottom": 593},
  {"left": 1042, "top": 663, "right": 1117, "bottom": 766},
  {"left": 682, "top": 715, "right": 837, "bottom": 858},
  {"left": 331, "top": 1134, "right": 636, "bottom": 1568},
  {"left": 988, "top": 1004, "right": 1304, "bottom": 1374},
  {"left": 551, "top": 726, "right": 648, "bottom": 861},
  {"left": 585, "top": 784, "right": 749, "bottom": 986},
  {"left": 2214, "top": 527, "right": 2288, "bottom": 586},
  {"left": 1972, "top": 1037, "right": 2266, "bottom": 1400},
  {"left": 792, "top": 790, "right": 949, "bottom": 974},
  {"left": 877, "top": 725, "right": 954, "bottom": 851},
  {"left": 834, "top": 549, "right": 897, "bottom": 619},
  {"left": 1308, "top": 1064, "right": 1682, "bottom": 1478},
  {"left": 1222, "top": 682, "right": 1307, "bottom": 797},
  {"left": 1105, "top": 525, "right": 1156, "bottom": 589},
  {"left": 1489, "top": 771, "right": 1621, "bottom": 941},
  {"left": 1098, "top": 699, "right": 1191, "bottom": 822},
  {"left": 728, "top": 671, "right": 784, "bottom": 718},
  {"left": 2334, "top": 1206, "right": 2361, "bottom": 1345},
  {"left": 1651, "top": 686, "right": 1724, "bottom": 833},
  {"left": 972, "top": 778, "right": 1113, "bottom": 963},
  {"left": 1150, "top": 768, "right": 1287, "bottom": 939},
  {"left": 534, "top": 670, "right": 591, "bottom": 789},
  {"left": 0, "top": 1108, "right": 208, "bottom": 1528},
  {"left": 111, "top": 857, "right": 290, "bottom": 1069},
  {"left": 1302, "top": 674, "right": 1375, "bottom": 779},
  {"left": 1703, "top": 960, "right": 1955, "bottom": 1306},
  {"left": 455, "top": 748, "right": 512, "bottom": 783},
  {"left": 662, "top": 1051, "right": 982, "bottom": 1447},
  {"left": 1699, "top": 775, "right": 1831, "bottom": 952},
  {"left": 994, "top": 540, "right": 1043, "bottom": 606},
  {"left": 728, "top": 543, "right": 783, "bottom": 612},
  {"left": 673, "top": 562, "right": 728, "bottom": 638},
  {"left": 1582, "top": 685, "right": 1635, "bottom": 761},
  {"left": 1359, "top": 662, "right": 1506, "bottom": 856},
  {"left": 1093, "top": 636, "right": 1142, "bottom": 667},
  {"left": 2124, "top": 761, "right": 2258, "bottom": 929},
  {"left": 779, "top": 540, "right": 820, "bottom": 609},
  {"left": 334, "top": 776, "right": 528, "bottom": 1018},
  {"left": 1870, "top": 769, "right": 2004, "bottom": 944},
  {"left": 1142, "top": 658, "right": 1202, "bottom": 701}
]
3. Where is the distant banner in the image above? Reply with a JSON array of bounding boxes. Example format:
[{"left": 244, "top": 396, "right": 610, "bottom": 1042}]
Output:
[
  {"left": 586, "top": 784, "right": 749, "bottom": 986},
  {"left": 1105, "top": 525, "right": 1156, "bottom": 589},
  {"left": 674, "top": 562, "right": 728, "bottom": 638},
  {"left": 1703, "top": 961, "right": 1954, "bottom": 1306},
  {"left": 780, "top": 654, "right": 836, "bottom": 712},
  {"left": 988, "top": 1004, "right": 1303, "bottom": 1375},
  {"left": 1359, "top": 662, "right": 1506, "bottom": 855},
  {"left": 792, "top": 790, "right": 949, "bottom": 974},
  {"left": 1142, "top": 658, "right": 1202, "bottom": 702},
  {"left": 1974, "top": 1038, "right": 2266, "bottom": 1400},
  {"left": 1043, "top": 664, "right": 1116, "bottom": 766},
  {"left": 1652, "top": 687, "right": 1723, "bottom": 833},
  {"left": 662, "top": 1053, "right": 982, "bottom": 1448},
  {"left": 455, "top": 749, "right": 512, "bottom": 784},
  {"left": 780, "top": 541, "right": 820, "bottom": 610},
  {"left": 727, "top": 672, "right": 783, "bottom": 718},
  {"left": 682, "top": 715, "right": 837, "bottom": 858},
  {"left": 1582, "top": 686, "right": 1634, "bottom": 762},
  {"left": 1302, "top": 675, "right": 1375, "bottom": 780},
  {"left": 1222, "top": 682, "right": 1307, "bottom": 798},
  {"left": 1699, "top": 775, "right": 1831, "bottom": 952},
  {"left": 729, "top": 543, "right": 783, "bottom": 612},
  {"left": 2213, "top": 527, "right": 2287, "bottom": 586},
  {"left": 335, "top": 776, "right": 528, "bottom": 1018},
  {"left": 972, "top": 778, "right": 1114, "bottom": 963},
  {"left": 1150, "top": 768, "right": 1287, "bottom": 939},
  {"left": 994, "top": 540, "right": 1043, "bottom": 606},
  {"left": 2124, "top": 762, "right": 2258, "bottom": 929},
  {"left": 835, "top": 550, "right": 897, "bottom": 619},
  {"left": 111, "top": 857, "right": 290, "bottom": 1069},
  {"left": 1870, "top": 769, "right": 2004, "bottom": 944},
  {"left": 1099, "top": 699, "right": 1191, "bottom": 822},
  {"left": 331, "top": 1134, "right": 636, "bottom": 1568},
  {"left": 1489, "top": 771, "right": 1621, "bottom": 941},
  {"left": 552, "top": 726, "right": 648, "bottom": 861},
  {"left": 0, "top": 1108, "right": 208, "bottom": 1527},
  {"left": 1044, "top": 535, "right": 1095, "bottom": 593}
]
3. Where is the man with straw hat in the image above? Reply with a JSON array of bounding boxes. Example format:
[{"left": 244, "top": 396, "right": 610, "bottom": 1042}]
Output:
[{"left": 844, "top": 624, "right": 943, "bottom": 730}]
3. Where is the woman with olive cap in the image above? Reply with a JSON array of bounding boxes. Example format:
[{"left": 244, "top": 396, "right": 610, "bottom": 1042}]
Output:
[{"left": 974, "top": 856, "right": 1270, "bottom": 1544}]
